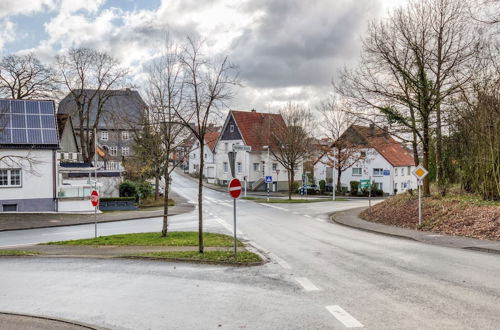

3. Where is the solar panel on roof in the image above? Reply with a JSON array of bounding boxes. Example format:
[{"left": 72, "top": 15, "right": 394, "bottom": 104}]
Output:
[{"left": 0, "top": 99, "right": 59, "bottom": 146}]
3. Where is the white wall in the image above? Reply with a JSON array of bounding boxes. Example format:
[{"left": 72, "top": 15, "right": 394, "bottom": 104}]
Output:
[
  {"left": 189, "top": 141, "right": 215, "bottom": 176},
  {"left": 0, "top": 149, "right": 55, "bottom": 201}
]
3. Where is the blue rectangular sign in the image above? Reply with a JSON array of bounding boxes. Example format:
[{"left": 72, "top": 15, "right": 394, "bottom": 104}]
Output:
[
  {"left": 383, "top": 170, "right": 390, "bottom": 176},
  {"left": 265, "top": 176, "right": 273, "bottom": 183}
]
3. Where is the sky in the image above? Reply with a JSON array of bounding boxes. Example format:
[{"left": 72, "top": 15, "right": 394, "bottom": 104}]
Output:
[{"left": 0, "top": 0, "right": 408, "bottom": 112}]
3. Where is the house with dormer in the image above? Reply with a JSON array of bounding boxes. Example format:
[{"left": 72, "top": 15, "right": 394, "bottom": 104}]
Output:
[
  {"left": 213, "top": 109, "right": 303, "bottom": 192},
  {"left": 188, "top": 130, "right": 220, "bottom": 183},
  {"left": 314, "top": 124, "right": 417, "bottom": 195}
]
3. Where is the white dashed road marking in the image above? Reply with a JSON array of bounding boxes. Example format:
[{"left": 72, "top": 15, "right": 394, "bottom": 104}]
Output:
[
  {"left": 260, "top": 204, "right": 288, "bottom": 211},
  {"left": 295, "top": 277, "right": 321, "bottom": 292},
  {"left": 326, "top": 305, "right": 364, "bottom": 328}
]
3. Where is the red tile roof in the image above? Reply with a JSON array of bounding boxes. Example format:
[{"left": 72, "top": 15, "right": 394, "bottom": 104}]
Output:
[
  {"left": 350, "top": 125, "right": 415, "bottom": 167},
  {"left": 205, "top": 131, "right": 220, "bottom": 152},
  {"left": 231, "top": 110, "right": 286, "bottom": 151}
]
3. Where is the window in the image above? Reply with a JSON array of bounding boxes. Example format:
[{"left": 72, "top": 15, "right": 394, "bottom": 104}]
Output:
[
  {"left": 109, "top": 146, "right": 118, "bottom": 156},
  {"left": 407, "top": 166, "right": 411, "bottom": 175},
  {"left": 3, "top": 204, "right": 17, "bottom": 211},
  {"left": 230, "top": 125, "right": 234, "bottom": 133},
  {"left": 101, "top": 131, "right": 108, "bottom": 141},
  {"left": 395, "top": 167, "right": 398, "bottom": 176},
  {"left": 401, "top": 168, "right": 404, "bottom": 176},
  {"left": 121, "top": 147, "right": 130, "bottom": 156},
  {"left": 253, "top": 163, "right": 260, "bottom": 171},
  {"left": 360, "top": 151, "right": 366, "bottom": 158},
  {"left": 272, "top": 163, "right": 278, "bottom": 171},
  {"left": 122, "top": 131, "right": 129, "bottom": 140},
  {"left": 375, "top": 182, "right": 383, "bottom": 190},
  {"left": 224, "top": 143, "right": 229, "bottom": 152},
  {"left": 352, "top": 168, "right": 362, "bottom": 176},
  {"left": 204, "top": 153, "right": 207, "bottom": 158},
  {"left": 237, "top": 162, "right": 242, "bottom": 173},
  {"left": 401, "top": 182, "right": 404, "bottom": 190},
  {"left": 0, "top": 169, "right": 21, "bottom": 187},
  {"left": 223, "top": 162, "right": 228, "bottom": 173},
  {"left": 373, "top": 168, "right": 384, "bottom": 176}
]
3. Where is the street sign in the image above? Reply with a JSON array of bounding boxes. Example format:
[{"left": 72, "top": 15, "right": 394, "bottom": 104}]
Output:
[
  {"left": 228, "top": 178, "right": 242, "bottom": 199},
  {"left": 228, "top": 151, "right": 236, "bottom": 177},
  {"left": 360, "top": 179, "right": 370, "bottom": 189},
  {"left": 265, "top": 176, "right": 273, "bottom": 183},
  {"left": 275, "top": 169, "right": 280, "bottom": 176},
  {"left": 383, "top": 169, "right": 390, "bottom": 176},
  {"left": 233, "top": 145, "right": 251, "bottom": 152},
  {"left": 90, "top": 190, "right": 99, "bottom": 207},
  {"left": 412, "top": 165, "right": 428, "bottom": 180}
]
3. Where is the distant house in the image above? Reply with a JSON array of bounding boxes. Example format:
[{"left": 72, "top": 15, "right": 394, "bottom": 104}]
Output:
[
  {"left": 314, "top": 124, "right": 416, "bottom": 195},
  {"left": 188, "top": 131, "right": 220, "bottom": 183},
  {"left": 56, "top": 113, "right": 80, "bottom": 162},
  {"left": 58, "top": 88, "right": 147, "bottom": 171},
  {"left": 0, "top": 99, "right": 59, "bottom": 212},
  {"left": 214, "top": 109, "right": 303, "bottom": 191}
]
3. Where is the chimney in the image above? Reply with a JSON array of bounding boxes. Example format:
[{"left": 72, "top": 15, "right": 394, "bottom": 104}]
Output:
[{"left": 369, "top": 123, "right": 375, "bottom": 136}]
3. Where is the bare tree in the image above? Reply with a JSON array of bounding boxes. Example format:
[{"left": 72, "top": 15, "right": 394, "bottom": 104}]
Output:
[
  {"left": 0, "top": 53, "right": 59, "bottom": 100},
  {"left": 145, "top": 40, "right": 191, "bottom": 237},
  {"left": 337, "top": 0, "right": 479, "bottom": 196},
  {"left": 56, "top": 48, "right": 128, "bottom": 163},
  {"left": 270, "top": 102, "right": 314, "bottom": 200},
  {"left": 318, "top": 93, "right": 363, "bottom": 193},
  {"left": 174, "top": 38, "right": 239, "bottom": 252}
]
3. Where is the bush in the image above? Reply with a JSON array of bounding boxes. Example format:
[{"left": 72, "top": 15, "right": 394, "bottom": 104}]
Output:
[
  {"left": 350, "top": 181, "right": 360, "bottom": 196},
  {"left": 120, "top": 180, "right": 138, "bottom": 198},
  {"left": 138, "top": 181, "right": 153, "bottom": 199},
  {"left": 100, "top": 197, "right": 136, "bottom": 202},
  {"left": 290, "top": 181, "right": 300, "bottom": 192},
  {"left": 370, "top": 182, "right": 384, "bottom": 197},
  {"left": 319, "top": 180, "right": 326, "bottom": 194}
]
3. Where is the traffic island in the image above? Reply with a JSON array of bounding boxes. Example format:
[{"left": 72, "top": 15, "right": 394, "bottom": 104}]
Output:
[
  {"left": 0, "top": 232, "right": 264, "bottom": 266},
  {"left": 241, "top": 197, "right": 347, "bottom": 203}
]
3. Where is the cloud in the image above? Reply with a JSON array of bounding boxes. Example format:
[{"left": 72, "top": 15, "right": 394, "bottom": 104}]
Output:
[
  {"left": 0, "top": 19, "right": 16, "bottom": 52},
  {"left": 0, "top": 0, "right": 54, "bottom": 18}
]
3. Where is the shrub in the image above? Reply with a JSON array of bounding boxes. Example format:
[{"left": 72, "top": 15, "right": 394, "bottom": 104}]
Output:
[
  {"left": 290, "top": 181, "right": 300, "bottom": 192},
  {"left": 100, "top": 197, "right": 136, "bottom": 202},
  {"left": 120, "top": 180, "right": 138, "bottom": 198},
  {"left": 319, "top": 180, "right": 326, "bottom": 194},
  {"left": 138, "top": 181, "right": 153, "bottom": 199},
  {"left": 350, "top": 181, "right": 360, "bottom": 195}
]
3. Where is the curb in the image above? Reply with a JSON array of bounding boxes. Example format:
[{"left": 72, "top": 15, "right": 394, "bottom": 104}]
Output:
[{"left": 0, "top": 311, "right": 107, "bottom": 330}]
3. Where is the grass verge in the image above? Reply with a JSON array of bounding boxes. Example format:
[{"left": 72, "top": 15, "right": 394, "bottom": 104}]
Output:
[
  {"left": 0, "top": 250, "right": 40, "bottom": 256},
  {"left": 128, "top": 251, "right": 262, "bottom": 264},
  {"left": 139, "top": 198, "right": 175, "bottom": 208},
  {"left": 42, "top": 231, "right": 244, "bottom": 247},
  {"left": 241, "top": 197, "right": 346, "bottom": 203}
]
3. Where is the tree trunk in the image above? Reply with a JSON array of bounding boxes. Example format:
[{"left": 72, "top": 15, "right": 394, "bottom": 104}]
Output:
[
  {"left": 154, "top": 173, "right": 160, "bottom": 200},
  {"left": 288, "top": 168, "right": 294, "bottom": 200},
  {"left": 198, "top": 141, "right": 204, "bottom": 253},
  {"left": 161, "top": 166, "right": 170, "bottom": 237},
  {"left": 422, "top": 122, "right": 431, "bottom": 196},
  {"left": 435, "top": 103, "right": 445, "bottom": 196},
  {"left": 337, "top": 168, "right": 342, "bottom": 193}
]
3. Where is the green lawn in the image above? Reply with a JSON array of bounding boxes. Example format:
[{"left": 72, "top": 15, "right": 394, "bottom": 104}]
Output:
[
  {"left": 129, "top": 251, "right": 262, "bottom": 264},
  {"left": 0, "top": 249, "right": 40, "bottom": 256},
  {"left": 42, "top": 232, "right": 244, "bottom": 247},
  {"left": 241, "top": 197, "right": 346, "bottom": 203}
]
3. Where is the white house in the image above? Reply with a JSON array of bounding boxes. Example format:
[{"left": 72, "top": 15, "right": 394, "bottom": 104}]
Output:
[
  {"left": 213, "top": 109, "right": 303, "bottom": 192},
  {"left": 0, "top": 99, "right": 59, "bottom": 212},
  {"left": 188, "top": 131, "right": 219, "bottom": 183},
  {"left": 314, "top": 124, "right": 417, "bottom": 195}
]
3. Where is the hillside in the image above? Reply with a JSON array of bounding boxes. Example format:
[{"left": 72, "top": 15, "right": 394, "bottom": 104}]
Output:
[{"left": 360, "top": 190, "right": 500, "bottom": 241}]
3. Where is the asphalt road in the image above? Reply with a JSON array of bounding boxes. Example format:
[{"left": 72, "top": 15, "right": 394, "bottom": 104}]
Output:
[{"left": 0, "top": 172, "right": 499, "bottom": 329}]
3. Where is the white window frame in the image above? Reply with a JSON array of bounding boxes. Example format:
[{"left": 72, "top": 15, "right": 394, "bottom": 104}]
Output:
[
  {"left": 272, "top": 163, "right": 278, "bottom": 171},
  {"left": 109, "top": 146, "right": 118, "bottom": 156},
  {"left": 121, "top": 146, "right": 130, "bottom": 156},
  {"left": 223, "top": 162, "right": 228, "bottom": 173},
  {"left": 401, "top": 168, "right": 404, "bottom": 176},
  {"left": 395, "top": 167, "right": 398, "bottom": 176},
  {"left": 122, "top": 130, "right": 129, "bottom": 140},
  {"left": 237, "top": 162, "right": 242, "bottom": 174},
  {"left": 0, "top": 168, "right": 22, "bottom": 187},
  {"left": 101, "top": 130, "right": 108, "bottom": 141},
  {"left": 373, "top": 168, "right": 384, "bottom": 176},
  {"left": 253, "top": 163, "right": 260, "bottom": 171},
  {"left": 352, "top": 168, "right": 362, "bottom": 176},
  {"left": 407, "top": 166, "right": 411, "bottom": 175},
  {"left": 230, "top": 125, "right": 234, "bottom": 133}
]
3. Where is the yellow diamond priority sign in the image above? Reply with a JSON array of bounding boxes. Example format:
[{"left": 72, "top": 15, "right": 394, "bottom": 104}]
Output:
[{"left": 412, "top": 165, "right": 428, "bottom": 181}]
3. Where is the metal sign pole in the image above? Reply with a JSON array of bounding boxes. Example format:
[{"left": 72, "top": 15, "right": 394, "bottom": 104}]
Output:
[
  {"left": 94, "top": 206, "right": 97, "bottom": 238},
  {"left": 233, "top": 198, "right": 237, "bottom": 258},
  {"left": 418, "top": 180, "right": 422, "bottom": 226},
  {"left": 368, "top": 176, "right": 372, "bottom": 214}
]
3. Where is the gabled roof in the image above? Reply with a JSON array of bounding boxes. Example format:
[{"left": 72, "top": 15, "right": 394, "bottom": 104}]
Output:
[
  {"left": 57, "top": 113, "right": 79, "bottom": 152},
  {"left": 227, "top": 110, "right": 286, "bottom": 151},
  {"left": 205, "top": 131, "right": 220, "bottom": 152},
  {"left": 58, "top": 88, "right": 147, "bottom": 130},
  {"left": 349, "top": 125, "right": 415, "bottom": 167}
]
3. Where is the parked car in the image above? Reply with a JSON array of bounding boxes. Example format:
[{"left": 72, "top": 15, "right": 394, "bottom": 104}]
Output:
[
  {"left": 325, "top": 183, "right": 334, "bottom": 192},
  {"left": 297, "top": 184, "right": 320, "bottom": 195}
]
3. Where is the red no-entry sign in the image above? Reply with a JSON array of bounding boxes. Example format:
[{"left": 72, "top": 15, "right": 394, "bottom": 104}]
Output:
[
  {"left": 90, "top": 190, "right": 99, "bottom": 207},
  {"left": 228, "top": 178, "right": 242, "bottom": 199}
]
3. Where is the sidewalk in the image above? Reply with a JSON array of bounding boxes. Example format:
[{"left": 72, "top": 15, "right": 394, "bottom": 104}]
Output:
[
  {"left": 0, "top": 192, "right": 194, "bottom": 232},
  {"left": 331, "top": 207, "right": 500, "bottom": 255}
]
